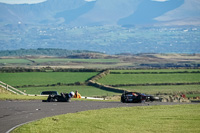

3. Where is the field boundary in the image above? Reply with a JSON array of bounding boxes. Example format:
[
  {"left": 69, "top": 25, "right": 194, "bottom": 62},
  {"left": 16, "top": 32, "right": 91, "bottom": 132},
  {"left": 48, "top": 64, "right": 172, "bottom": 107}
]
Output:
[
  {"left": 87, "top": 70, "right": 128, "bottom": 93},
  {"left": 110, "top": 71, "right": 200, "bottom": 74},
  {"left": 111, "top": 82, "right": 200, "bottom": 87},
  {"left": 14, "top": 82, "right": 86, "bottom": 88}
]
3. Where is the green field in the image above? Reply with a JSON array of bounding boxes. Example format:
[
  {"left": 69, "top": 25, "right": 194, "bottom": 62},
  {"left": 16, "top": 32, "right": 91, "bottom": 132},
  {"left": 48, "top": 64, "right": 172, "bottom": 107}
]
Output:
[
  {"left": 17, "top": 86, "right": 120, "bottom": 97},
  {"left": 0, "top": 72, "right": 98, "bottom": 86},
  {"left": 110, "top": 69, "right": 200, "bottom": 73},
  {"left": 119, "top": 85, "right": 200, "bottom": 96},
  {"left": 12, "top": 104, "right": 200, "bottom": 133},
  {"left": 0, "top": 58, "right": 120, "bottom": 64},
  {"left": 1, "top": 69, "right": 200, "bottom": 97},
  {"left": 97, "top": 73, "right": 200, "bottom": 85},
  {"left": 32, "top": 58, "right": 120, "bottom": 63},
  {"left": 0, "top": 59, "right": 31, "bottom": 64}
]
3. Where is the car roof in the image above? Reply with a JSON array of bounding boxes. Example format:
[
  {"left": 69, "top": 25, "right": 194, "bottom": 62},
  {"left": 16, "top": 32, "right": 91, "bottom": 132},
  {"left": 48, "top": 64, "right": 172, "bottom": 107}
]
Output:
[{"left": 42, "top": 91, "right": 57, "bottom": 92}]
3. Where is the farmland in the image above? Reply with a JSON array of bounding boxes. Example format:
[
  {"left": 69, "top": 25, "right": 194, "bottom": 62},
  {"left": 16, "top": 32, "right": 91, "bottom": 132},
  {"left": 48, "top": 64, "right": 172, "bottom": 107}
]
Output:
[
  {"left": 96, "top": 69, "right": 200, "bottom": 97},
  {"left": 0, "top": 53, "right": 200, "bottom": 69},
  {"left": 0, "top": 68, "right": 200, "bottom": 98},
  {"left": 0, "top": 72, "right": 98, "bottom": 86},
  {"left": 120, "top": 85, "right": 200, "bottom": 96},
  {"left": 16, "top": 86, "right": 120, "bottom": 97},
  {"left": 97, "top": 73, "right": 200, "bottom": 85}
]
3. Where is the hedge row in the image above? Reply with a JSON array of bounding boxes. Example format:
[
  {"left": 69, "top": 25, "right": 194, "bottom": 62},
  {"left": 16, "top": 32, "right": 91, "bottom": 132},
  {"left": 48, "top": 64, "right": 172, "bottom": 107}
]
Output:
[
  {"left": 89, "top": 70, "right": 110, "bottom": 81},
  {"left": 86, "top": 70, "right": 128, "bottom": 93},
  {"left": 0, "top": 67, "right": 102, "bottom": 73},
  {"left": 111, "top": 82, "right": 200, "bottom": 87},
  {"left": 14, "top": 82, "right": 85, "bottom": 88},
  {"left": 87, "top": 80, "right": 126, "bottom": 93},
  {"left": 110, "top": 71, "right": 200, "bottom": 74}
]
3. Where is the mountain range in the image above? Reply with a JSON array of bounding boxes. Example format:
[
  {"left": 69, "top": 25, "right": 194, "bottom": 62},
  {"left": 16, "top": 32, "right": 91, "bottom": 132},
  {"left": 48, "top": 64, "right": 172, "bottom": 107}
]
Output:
[
  {"left": 0, "top": 0, "right": 199, "bottom": 54},
  {"left": 0, "top": 0, "right": 200, "bottom": 26}
]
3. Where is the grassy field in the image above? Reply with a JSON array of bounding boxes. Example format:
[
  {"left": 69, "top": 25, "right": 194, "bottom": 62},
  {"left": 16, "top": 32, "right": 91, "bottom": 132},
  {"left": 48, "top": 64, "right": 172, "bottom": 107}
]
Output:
[
  {"left": 12, "top": 104, "right": 200, "bottom": 133},
  {"left": 0, "top": 87, "right": 47, "bottom": 100},
  {"left": 1, "top": 54, "right": 200, "bottom": 68},
  {"left": 0, "top": 72, "right": 98, "bottom": 86},
  {"left": 0, "top": 59, "right": 31, "bottom": 64},
  {"left": 119, "top": 85, "right": 200, "bottom": 96},
  {"left": 0, "top": 69, "right": 200, "bottom": 97},
  {"left": 17, "top": 86, "right": 121, "bottom": 97},
  {"left": 32, "top": 58, "right": 120, "bottom": 63},
  {"left": 97, "top": 73, "right": 200, "bottom": 85},
  {"left": 110, "top": 69, "right": 200, "bottom": 73},
  {"left": 0, "top": 58, "right": 120, "bottom": 65}
]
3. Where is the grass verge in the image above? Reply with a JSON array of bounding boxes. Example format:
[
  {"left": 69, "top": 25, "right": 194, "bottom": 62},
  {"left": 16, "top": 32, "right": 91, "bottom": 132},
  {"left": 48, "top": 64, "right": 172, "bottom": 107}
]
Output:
[
  {"left": 0, "top": 87, "right": 46, "bottom": 100},
  {"left": 0, "top": 94, "right": 47, "bottom": 100},
  {"left": 0, "top": 87, "right": 113, "bottom": 101},
  {"left": 12, "top": 104, "right": 200, "bottom": 133}
]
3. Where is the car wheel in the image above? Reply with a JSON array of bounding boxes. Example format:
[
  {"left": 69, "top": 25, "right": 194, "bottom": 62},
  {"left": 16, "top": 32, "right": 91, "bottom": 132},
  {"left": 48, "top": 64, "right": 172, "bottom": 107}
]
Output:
[
  {"left": 121, "top": 98, "right": 125, "bottom": 103},
  {"left": 47, "top": 97, "right": 55, "bottom": 102}
]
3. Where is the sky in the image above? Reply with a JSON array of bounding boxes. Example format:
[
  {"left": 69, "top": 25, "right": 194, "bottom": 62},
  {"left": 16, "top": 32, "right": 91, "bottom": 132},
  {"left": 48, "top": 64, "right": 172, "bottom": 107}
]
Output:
[
  {"left": 152, "top": 0, "right": 169, "bottom": 2},
  {"left": 0, "top": 0, "right": 47, "bottom": 4},
  {"left": 0, "top": 0, "right": 170, "bottom": 4}
]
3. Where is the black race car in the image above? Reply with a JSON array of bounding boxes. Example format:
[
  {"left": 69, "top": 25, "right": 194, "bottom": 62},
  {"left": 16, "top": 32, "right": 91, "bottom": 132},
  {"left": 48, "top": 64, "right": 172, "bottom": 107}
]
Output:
[
  {"left": 121, "top": 92, "right": 160, "bottom": 103},
  {"left": 41, "top": 91, "right": 59, "bottom": 95},
  {"left": 43, "top": 92, "right": 75, "bottom": 102}
]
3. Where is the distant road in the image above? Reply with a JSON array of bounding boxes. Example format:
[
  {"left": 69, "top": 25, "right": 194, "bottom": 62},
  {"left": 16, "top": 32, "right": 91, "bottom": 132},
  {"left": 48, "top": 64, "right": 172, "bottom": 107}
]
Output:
[{"left": 0, "top": 100, "right": 195, "bottom": 133}]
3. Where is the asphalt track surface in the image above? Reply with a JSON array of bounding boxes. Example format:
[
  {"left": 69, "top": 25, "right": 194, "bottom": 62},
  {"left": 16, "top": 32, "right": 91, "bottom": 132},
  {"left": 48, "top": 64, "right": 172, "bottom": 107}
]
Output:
[{"left": 0, "top": 100, "right": 195, "bottom": 133}]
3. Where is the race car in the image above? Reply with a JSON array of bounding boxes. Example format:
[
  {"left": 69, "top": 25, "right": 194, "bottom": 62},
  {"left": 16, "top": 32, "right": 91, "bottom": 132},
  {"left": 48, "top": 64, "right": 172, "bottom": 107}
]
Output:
[
  {"left": 121, "top": 92, "right": 160, "bottom": 103},
  {"left": 43, "top": 91, "right": 75, "bottom": 102}
]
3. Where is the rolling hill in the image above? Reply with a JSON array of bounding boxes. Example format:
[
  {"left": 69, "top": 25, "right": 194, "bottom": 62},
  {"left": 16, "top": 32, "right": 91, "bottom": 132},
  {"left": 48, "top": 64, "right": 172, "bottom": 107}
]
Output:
[
  {"left": 0, "top": 0, "right": 199, "bottom": 54},
  {"left": 0, "top": 0, "right": 199, "bottom": 26}
]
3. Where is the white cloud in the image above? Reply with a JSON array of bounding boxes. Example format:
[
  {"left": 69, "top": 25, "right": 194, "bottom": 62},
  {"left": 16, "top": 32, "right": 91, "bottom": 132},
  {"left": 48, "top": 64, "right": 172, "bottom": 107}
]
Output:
[
  {"left": 152, "top": 0, "right": 169, "bottom": 2},
  {"left": 0, "top": 0, "right": 46, "bottom": 4}
]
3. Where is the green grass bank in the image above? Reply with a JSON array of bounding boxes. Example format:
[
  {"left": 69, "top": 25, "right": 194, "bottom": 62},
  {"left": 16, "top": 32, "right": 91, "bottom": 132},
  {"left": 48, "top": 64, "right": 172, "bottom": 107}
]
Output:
[{"left": 12, "top": 104, "right": 200, "bottom": 133}]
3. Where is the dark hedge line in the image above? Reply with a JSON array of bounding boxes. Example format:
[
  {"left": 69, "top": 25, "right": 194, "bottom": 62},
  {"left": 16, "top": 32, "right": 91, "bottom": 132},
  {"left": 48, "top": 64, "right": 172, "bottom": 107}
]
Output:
[
  {"left": 110, "top": 82, "right": 200, "bottom": 87},
  {"left": 140, "top": 63, "right": 200, "bottom": 68},
  {"left": 0, "top": 67, "right": 42, "bottom": 73},
  {"left": 85, "top": 70, "right": 127, "bottom": 93},
  {"left": 110, "top": 71, "right": 200, "bottom": 74},
  {"left": 14, "top": 82, "right": 85, "bottom": 88},
  {"left": 0, "top": 48, "right": 99, "bottom": 57},
  {"left": 52, "top": 68, "right": 103, "bottom": 72},
  {"left": 89, "top": 70, "right": 110, "bottom": 81},
  {"left": 87, "top": 80, "right": 125, "bottom": 93},
  {"left": 0, "top": 67, "right": 103, "bottom": 73}
]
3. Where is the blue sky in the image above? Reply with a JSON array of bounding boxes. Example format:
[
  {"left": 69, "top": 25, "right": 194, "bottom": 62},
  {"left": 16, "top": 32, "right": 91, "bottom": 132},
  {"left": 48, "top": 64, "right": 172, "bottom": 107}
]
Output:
[
  {"left": 152, "top": 0, "right": 169, "bottom": 2},
  {"left": 0, "top": 0, "right": 170, "bottom": 4},
  {"left": 0, "top": 0, "right": 47, "bottom": 4}
]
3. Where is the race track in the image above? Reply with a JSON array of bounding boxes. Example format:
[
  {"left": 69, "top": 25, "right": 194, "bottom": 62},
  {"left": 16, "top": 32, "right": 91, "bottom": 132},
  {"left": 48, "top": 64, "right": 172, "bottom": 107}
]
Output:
[{"left": 0, "top": 100, "right": 193, "bottom": 133}]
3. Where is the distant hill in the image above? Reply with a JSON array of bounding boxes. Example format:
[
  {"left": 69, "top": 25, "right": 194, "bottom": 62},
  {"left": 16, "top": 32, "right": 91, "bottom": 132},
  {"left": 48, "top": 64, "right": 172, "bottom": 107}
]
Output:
[
  {"left": 0, "top": 0, "right": 199, "bottom": 54},
  {"left": 0, "top": 0, "right": 199, "bottom": 26}
]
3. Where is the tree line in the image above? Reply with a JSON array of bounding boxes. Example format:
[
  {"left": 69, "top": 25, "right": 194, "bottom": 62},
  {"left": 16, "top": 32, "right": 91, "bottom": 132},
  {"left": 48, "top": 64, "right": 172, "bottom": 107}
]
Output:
[
  {"left": 0, "top": 67, "right": 103, "bottom": 73},
  {"left": 0, "top": 48, "right": 99, "bottom": 57}
]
